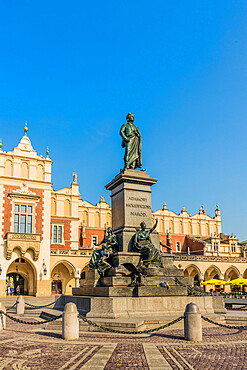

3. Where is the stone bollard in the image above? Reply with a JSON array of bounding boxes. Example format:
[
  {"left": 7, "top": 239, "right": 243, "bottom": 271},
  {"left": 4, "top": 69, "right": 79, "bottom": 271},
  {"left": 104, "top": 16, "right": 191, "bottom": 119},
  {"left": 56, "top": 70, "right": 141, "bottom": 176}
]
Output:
[
  {"left": 0, "top": 303, "right": 6, "bottom": 330},
  {"left": 184, "top": 302, "right": 202, "bottom": 341},
  {"left": 16, "top": 295, "right": 25, "bottom": 315},
  {"left": 62, "top": 302, "right": 79, "bottom": 340}
]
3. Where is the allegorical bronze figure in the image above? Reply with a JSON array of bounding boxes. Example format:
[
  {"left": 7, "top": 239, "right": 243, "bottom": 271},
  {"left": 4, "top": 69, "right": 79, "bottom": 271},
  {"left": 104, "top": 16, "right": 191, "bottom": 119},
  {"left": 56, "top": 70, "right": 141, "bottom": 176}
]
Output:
[
  {"left": 133, "top": 219, "right": 163, "bottom": 268},
  {"left": 88, "top": 227, "right": 118, "bottom": 276},
  {"left": 120, "top": 112, "right": 142, "bottom": 169}
]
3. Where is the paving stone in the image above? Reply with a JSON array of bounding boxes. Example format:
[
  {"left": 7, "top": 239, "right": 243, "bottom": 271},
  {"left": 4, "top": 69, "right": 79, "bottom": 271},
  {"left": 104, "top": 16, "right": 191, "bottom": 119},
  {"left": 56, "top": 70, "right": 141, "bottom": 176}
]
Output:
[{"left": 1, "top": 317, "right": 247, "bottom": 369}]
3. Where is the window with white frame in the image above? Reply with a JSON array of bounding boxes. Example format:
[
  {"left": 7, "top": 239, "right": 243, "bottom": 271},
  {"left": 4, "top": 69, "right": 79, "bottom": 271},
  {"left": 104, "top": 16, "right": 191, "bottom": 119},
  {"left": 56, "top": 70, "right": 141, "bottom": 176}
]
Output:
[
  {"left": 213, "top": 242, "right": 219, "bottom": 252},
  {"left": 14, "top": 204, "right": 34, "bottom": 233},
  {"left": 53, "top": 225, "right": 63, "bottom": 244},
  {"left": 231, "top": 243, "right": 236, "bottom": 253},
  {"left": 176, "top": 242, "right": 181, "bottom": 252},
  {"left": 91, "top": 235, "right": 98, "bottom": 247}
]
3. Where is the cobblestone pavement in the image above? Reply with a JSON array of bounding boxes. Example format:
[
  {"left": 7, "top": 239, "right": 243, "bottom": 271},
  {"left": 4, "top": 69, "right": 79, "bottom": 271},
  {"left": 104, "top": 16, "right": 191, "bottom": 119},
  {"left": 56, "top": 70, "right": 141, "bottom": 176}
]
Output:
[{"left": 1, "top": 317, "right": 247, "bottom": 369}]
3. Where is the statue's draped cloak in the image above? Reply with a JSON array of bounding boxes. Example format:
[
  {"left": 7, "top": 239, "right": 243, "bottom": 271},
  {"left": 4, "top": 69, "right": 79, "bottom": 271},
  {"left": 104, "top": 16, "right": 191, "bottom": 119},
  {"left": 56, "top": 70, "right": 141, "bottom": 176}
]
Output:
[{"left": 121, "top": 123, "right": 142, "bottom": 169}]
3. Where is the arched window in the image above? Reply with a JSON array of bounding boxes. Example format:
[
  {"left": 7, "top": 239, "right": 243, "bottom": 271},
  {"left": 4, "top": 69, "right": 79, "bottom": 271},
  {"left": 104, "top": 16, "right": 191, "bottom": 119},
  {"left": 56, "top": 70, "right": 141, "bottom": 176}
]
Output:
[
  {"left": 37, "top": 164, "right": 44, "bottom": 181},
  {"left": 106, "top": 212, "right": 111, "bottom": 226},
  {"left": 206, "top": 223, "right": 210, "bottom": 236},
  {"left": 83, "top": 211, "right": 88, "bottom": 226},
  {"left": 197, "top": 222, "right": 201, "bottom": 235},
  {"left": 51, "top": 198, "right": 56, "bottom": 216},
  {"left": 179, "top": 221, "right": 183, "bottom": 234},
  {"left": 95, "top": 212, "right": 100, "bottom": 227},
  {"left": 64, "top": 199, "right": 71, "bottom": 217},
  {"left": 5, "top": 160, "right": 13, "bottom": 176},
  {"left": 188, "top": 222, "right": 192, "bottom": 235},
  {"left": 21, "top": 162, "right": 29, "bottom": 178},
  {"left": 176, "top": 242, "right": 181, "bottom": 252},
  {"left": 169, "top": 219, "right": 174, "bottom": 233}
]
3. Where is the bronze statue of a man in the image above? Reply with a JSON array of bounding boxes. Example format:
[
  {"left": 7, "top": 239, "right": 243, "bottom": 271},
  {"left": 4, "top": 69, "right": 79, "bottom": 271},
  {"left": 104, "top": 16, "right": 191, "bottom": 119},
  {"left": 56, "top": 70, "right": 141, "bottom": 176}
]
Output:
[
  {"left": 88, "top": 227, "right": 118, "bottom": 276},
  {"left": 120, "top": 112, "right": 142, "bottom": 169},
  {"left": 133, "top": 219, "right": 163, "bottom": 268}
]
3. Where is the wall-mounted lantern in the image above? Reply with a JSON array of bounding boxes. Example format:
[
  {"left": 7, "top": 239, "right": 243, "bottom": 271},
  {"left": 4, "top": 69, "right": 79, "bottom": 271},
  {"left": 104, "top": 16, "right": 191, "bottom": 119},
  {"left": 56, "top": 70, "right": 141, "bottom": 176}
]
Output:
[{"left": 42, "top": 259, "right": 47, "bottom": 276}]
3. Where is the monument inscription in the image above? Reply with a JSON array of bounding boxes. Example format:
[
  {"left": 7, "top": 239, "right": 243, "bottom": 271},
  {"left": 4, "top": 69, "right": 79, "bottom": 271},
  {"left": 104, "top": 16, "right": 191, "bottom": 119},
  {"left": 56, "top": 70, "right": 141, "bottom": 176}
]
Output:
[{"left": 126, "top": 196, "right": 151, "bottom": 218}]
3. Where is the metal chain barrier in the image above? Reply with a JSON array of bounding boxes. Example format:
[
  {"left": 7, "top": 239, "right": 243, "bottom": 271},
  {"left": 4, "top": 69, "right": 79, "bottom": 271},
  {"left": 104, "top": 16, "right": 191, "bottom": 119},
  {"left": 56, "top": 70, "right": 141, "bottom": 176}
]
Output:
[
  {"left": 174, "top": 278, "right": 209, "bottom": 296},
  {"left": 202, "top": 315, "right": 247, "bottom": 329},
  {"left": 78, "top": 313, "right": 184, "bottom": 334},
  {"left": 0, "top": 310, "right": 63, "bottom": 325},
  {"left": 6, "top": 302, "right": 17, "bottom": 311},
  {"left": 24, "top": 297, "right": 60, "bottom": 309}
]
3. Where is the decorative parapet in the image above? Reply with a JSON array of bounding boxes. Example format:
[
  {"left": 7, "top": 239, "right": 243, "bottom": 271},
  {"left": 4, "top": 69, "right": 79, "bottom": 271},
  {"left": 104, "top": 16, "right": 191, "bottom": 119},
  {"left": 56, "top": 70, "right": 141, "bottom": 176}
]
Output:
[
  {"left": 5, "top": 232, "right": 41, "bottom": 261},
  {"left": 50, "top": 248, "right": 93, "bottom": 257},
  {"left": 174, "top": 254, "right": 246, "bottom": 263}
]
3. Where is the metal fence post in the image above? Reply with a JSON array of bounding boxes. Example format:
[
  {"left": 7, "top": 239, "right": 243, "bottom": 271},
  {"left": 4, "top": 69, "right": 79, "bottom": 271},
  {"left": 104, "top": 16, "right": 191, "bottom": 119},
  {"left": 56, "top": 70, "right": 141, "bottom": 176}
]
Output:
[
  {"left": 184, "top": 302, "right": 202, "bottom": 341},
  {"left": 62, "top": 302, "right": 79, "bottom": 340}
]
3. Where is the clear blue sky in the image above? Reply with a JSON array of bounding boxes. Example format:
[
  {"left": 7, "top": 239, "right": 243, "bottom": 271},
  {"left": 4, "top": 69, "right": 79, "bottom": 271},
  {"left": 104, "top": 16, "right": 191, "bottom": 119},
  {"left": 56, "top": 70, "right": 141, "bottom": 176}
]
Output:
[{"left": 1, "top": 1, "right": 247, "bottom": 239}]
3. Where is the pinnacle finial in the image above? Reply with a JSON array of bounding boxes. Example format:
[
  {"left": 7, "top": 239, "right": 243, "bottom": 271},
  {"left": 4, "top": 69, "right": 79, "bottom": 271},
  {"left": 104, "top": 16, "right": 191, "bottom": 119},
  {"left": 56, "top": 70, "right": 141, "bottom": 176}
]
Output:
[
  {"left": 24, "top": 121, "right": 28, "bottom": 136},
  {"left": 46, "top": 146, "right": 49, "bottom": 158},
  {"left": 0, "top": 139, "right": 2, "bottom": 152}
]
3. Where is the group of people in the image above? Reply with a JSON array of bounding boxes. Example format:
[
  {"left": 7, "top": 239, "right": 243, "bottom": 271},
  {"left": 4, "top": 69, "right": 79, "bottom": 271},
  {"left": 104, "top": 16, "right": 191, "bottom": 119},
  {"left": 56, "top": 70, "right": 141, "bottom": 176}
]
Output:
[
  {"left": 6, "top": 276, "right": 20, "bottom": 295},
  {"left": 6, "top": 285, "right": 20, "bottom": 296}
]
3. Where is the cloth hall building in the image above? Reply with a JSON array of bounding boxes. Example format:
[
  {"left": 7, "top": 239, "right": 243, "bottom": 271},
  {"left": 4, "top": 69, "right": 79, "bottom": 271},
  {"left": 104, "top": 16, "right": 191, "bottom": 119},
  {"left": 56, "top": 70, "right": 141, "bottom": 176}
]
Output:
[{"left": 0, "top": 125, "right": 246, "bottom": 296}]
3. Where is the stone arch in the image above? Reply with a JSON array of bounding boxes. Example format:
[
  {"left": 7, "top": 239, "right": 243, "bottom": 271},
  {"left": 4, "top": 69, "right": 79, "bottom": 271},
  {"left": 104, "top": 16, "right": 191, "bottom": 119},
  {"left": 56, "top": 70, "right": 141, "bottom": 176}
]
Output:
[
  {"left": 12, "top": 246, "right": 23, "bottom": 259},
  {"left": 7, "top": 257, "right": 37, "bottom": 295},
  {"left": 25, "top": 248, "right": 34, "bottom": 260},
  {"left": 64, "top": 199, "right": 71, "bottom": 217},
  {"left": 224, "top": 266, "right": 240, "bottom": 281},
  {"left": 204, "top": 265, "right": 222, "bottom": 281},
  {"left": 37, "top": 164, "right": 44, "bottom": 181},
  {"left": 21, "top": 162, "right": 29, "bottom": 178},
  {"left": 243, "top": 269, "right": 247, "bottom": 279},
  {"left": 184, "top": 264, "right": 201, "bottom": 286},
  {"left": 51, "top": 197, "right": 56, "bottom": 216},
  {"left": 184, "top": 264, "right": 201, "bottom": 278},
  {"left": 51, "top": 260, "right": 76, "bottom": 295},
  {"left": 5, "top": 159, "right": 13, "bottom": 176}
]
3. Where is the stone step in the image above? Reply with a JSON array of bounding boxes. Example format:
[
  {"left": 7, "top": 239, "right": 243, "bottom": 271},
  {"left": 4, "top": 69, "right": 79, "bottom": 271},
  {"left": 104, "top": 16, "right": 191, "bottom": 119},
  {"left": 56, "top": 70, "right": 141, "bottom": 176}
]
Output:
[{"left": 73, "top": 285, "right": 187, "bottom": 297}]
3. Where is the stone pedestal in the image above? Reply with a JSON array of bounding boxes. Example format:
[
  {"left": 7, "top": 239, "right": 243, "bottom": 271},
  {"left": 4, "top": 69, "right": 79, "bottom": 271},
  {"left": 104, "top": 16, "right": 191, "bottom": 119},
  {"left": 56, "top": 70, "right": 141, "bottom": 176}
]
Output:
[
  {"left": 73, "top": 252, "right": 189, "bottom": 297},
  {"left": 69, "top": 168, "right": 227, "bottom": 329},
  {"left": 105, "top": 169, "right": 160, "bottom": 251}
]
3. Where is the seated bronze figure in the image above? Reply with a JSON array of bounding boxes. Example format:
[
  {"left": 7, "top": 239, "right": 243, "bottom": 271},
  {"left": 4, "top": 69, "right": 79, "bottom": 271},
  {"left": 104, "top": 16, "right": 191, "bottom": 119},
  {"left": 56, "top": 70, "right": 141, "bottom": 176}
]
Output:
[
  {"left": 88, "top": 227, "right": 118, "bottom": 276},
  {"left": 133, "top": 219, "right": 163, "bottom": 268}
]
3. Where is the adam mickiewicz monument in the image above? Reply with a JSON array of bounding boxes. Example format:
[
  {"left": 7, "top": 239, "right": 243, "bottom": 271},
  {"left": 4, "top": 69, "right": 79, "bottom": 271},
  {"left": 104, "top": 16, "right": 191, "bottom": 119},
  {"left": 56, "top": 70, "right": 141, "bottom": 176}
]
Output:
[
  {"left": 72, "top": 113, "right": 225, "bottom": 325},
  {"left": 120, "top": 112, "right": 142, "bottom": 170}
]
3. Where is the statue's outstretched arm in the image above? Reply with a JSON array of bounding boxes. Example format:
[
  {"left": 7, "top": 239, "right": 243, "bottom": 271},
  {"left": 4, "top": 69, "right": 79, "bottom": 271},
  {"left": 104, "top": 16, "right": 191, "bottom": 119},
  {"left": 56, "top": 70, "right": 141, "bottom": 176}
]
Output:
[
  {"left": 95, "top": 238, "right": 104, "bottom": 246},
  {"left": 160, "top": 241, "right": 172, "bottom": 250},
  {"left": 149, "top": 218, "right": 158, "bottom": 234}
]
